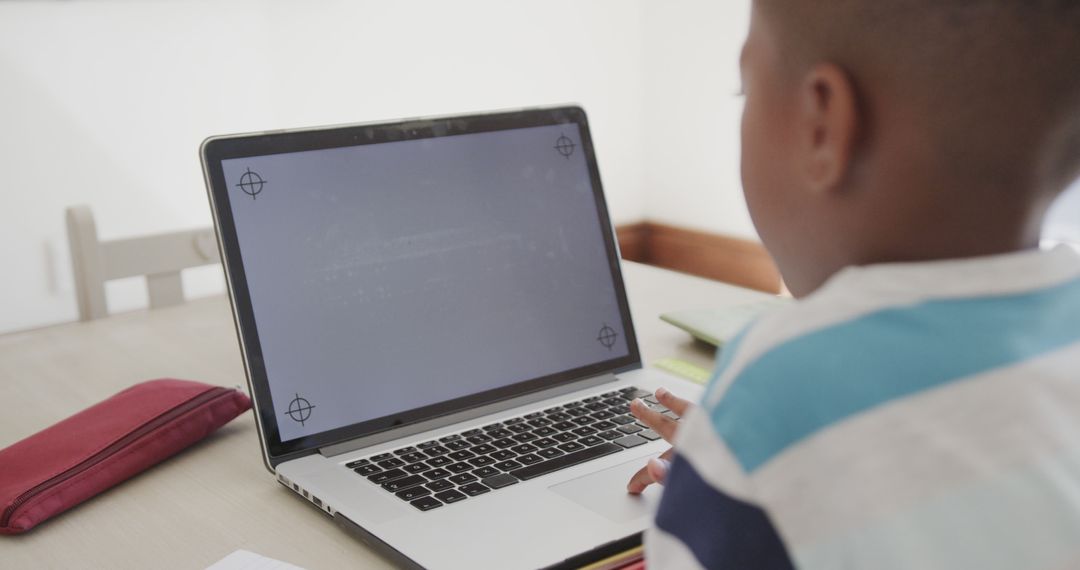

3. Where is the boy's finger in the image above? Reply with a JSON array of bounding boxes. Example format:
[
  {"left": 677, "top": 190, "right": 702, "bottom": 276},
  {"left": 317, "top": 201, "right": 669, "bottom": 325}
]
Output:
[
  {"left": 630, "top": 398, "right": 678, "bottom": 442},
  {"left": 626, "top": 464, "right": 657, "bottom": 495},
  {"left": 655, "top": 387, "right": 693, "bottom": 416},
  {"left": 626, "top": 448, "right": 674, "bottom": 494}
]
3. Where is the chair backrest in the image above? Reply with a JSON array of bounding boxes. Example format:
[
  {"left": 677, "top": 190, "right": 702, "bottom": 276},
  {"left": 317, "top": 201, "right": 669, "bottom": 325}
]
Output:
[{"left": 65, "top": 205, "right": 221, "bottom": 321}]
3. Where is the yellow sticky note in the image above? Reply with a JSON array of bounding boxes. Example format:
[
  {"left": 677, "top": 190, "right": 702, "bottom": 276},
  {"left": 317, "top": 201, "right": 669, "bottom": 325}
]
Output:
[{"left": 653, "top": 357, "right": 712, "bottom": 385}]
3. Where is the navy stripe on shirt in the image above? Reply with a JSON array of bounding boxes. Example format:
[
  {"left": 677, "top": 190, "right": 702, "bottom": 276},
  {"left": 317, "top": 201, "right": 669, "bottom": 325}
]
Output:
[{"left": 655, "top": 454, "right": 795, "bottom": 570}]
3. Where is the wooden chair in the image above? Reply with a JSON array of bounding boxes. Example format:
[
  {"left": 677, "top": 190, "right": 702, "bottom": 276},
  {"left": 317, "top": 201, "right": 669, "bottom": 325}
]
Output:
[{"left": 65, "top": 205, "right": 221, "bottom": 321}]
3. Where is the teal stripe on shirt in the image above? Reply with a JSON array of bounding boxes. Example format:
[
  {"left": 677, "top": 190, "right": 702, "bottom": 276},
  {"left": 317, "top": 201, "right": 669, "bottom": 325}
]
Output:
[{"left": 711, "top": 276, "right": 1080, "bottom": 473}]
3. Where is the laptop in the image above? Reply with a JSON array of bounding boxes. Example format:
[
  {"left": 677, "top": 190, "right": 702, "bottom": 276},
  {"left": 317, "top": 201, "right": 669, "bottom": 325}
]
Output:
[{"left": 200, "top": 106, "right": 703, "bottom": 569}]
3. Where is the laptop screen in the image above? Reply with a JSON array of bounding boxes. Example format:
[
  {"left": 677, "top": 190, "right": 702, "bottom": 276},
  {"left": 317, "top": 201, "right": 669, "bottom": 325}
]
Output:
[{"left": 208, "top": 109, "right": 638, "bottom": 455}]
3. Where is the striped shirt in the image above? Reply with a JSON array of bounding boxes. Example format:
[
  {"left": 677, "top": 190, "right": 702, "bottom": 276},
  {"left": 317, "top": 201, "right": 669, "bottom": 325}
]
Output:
[{"left": 646, "top": 246, "right": 1080, "bottom": 569}]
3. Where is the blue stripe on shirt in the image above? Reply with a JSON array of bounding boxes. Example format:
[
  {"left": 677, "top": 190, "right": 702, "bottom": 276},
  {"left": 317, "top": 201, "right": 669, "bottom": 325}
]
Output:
[
  {"left": 655, "top": 454, "right": 795, "bottom": 569},
  {"left": 711, "top": 276, "right": 1080, "bottom": 472}
]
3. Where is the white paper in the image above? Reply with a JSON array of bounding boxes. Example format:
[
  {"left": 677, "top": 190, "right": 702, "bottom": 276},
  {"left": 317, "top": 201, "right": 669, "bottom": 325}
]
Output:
[{"left": 206, "top": 550, "right": 306, "bottom": 570}]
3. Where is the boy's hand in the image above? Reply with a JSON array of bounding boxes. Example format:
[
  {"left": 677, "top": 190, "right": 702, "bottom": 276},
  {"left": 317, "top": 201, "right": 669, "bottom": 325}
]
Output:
[{"left": 626, "top": 387, "right": 694, "bottom": 494}]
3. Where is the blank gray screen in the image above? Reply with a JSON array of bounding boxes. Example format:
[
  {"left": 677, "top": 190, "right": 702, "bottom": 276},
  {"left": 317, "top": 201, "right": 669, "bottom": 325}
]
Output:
[{"left": 223, "top": 124, "right": 629, "bottom": 442}]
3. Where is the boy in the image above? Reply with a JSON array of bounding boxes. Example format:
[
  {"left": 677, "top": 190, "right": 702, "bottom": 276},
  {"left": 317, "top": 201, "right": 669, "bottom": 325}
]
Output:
[{"left": 627, "top": 1, "right": 1080, "bottom": 568}]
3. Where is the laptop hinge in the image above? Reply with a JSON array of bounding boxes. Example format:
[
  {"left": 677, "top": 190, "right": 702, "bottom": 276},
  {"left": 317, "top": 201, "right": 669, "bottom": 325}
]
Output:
[{"left": 319, "top": 373, "right": 618, "bottom": 459}]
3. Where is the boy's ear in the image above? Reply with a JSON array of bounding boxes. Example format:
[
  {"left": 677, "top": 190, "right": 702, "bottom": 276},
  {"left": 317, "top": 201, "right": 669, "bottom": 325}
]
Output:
[{"left": 797, "top": 63, "right": 859, "bottom": 193}]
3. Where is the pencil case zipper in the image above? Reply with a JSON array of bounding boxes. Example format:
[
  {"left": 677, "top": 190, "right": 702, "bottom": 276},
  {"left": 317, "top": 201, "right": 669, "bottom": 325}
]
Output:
[{"left": 0, "top": 386, "right": 232, "bottom": 528}]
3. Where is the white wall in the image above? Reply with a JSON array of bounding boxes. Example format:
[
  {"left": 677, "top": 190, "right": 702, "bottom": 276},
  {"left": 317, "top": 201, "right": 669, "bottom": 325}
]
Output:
[
  {"left": 0, "top": 0, "right": 651, "bottom": 333},
  {"left": 640, "top": 0, "right": 755, "bottom": 238}
]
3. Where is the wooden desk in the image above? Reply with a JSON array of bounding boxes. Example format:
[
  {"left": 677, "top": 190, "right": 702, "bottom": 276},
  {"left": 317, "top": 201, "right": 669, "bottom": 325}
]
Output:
[{"left": 0, "top": 262, "right": 768, "bottom": 569}]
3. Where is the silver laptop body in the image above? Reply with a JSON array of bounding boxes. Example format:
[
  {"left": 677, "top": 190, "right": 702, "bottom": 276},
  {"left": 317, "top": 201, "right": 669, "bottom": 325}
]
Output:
[{"left": 200, "top": 106, "right": 702, "bottom": 569}]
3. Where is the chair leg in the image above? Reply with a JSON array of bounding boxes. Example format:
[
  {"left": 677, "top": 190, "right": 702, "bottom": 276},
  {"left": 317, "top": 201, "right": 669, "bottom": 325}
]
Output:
[{"left": 66, "top": 206, "right": 108, "bottom": 321}]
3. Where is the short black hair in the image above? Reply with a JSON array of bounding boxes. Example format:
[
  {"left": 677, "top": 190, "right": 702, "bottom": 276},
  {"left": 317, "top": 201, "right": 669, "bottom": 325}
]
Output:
[{"left": 758, "top": 0, "right": 1080, "bottom": 196}]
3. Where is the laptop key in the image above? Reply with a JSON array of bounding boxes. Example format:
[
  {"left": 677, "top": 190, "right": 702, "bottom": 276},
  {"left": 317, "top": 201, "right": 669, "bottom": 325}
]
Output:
[
  {"left": 552, "top": 432, "right": 576, "bottom": 443},
  {"left": 424, "top": 446, "right": 450, "bottom": 457},
  {"left": 370, "top": 453, "right": 394, "bottom": 462},
  {"left": 449, "top": 473, "right": 478, "bottom": 485},
  {"left": 404, "top": 462, "right": 431, "bottom": 474},
  {"left": 543, "top": 406, "right": 563, "bottom": 413},
  {"left": 504, "top": 417, "right": 525, "bottom": 425},
  {"left": 445, "top": 440, "right": 470, "bottom": 451},
  {"left": 459, "top": 482, "right": 490, "bottom": 496},
  {"left": 435, "top": 489, "right": 468, "bottom": 504},
  {"left": 537, "top": 448, "right": 564, "bottom": 459},
  {"left": 582, "top": 396, "right": 601, "bottom": 403},
  {"left": 427, "top": 456, "right": 452, "bottom": 467},
  {"left": 410, "top": 496, "right": 443, "bottom": 511},
  {"left": 447, "top": 450, "right": 475, "bottom": 461},
  {"left": 439, "top": 434, "right": 462, "bottom": 443},
  {"left": 591, "top": 410, "right": 615, "bottom": 420},
  {"left": 345, "top": 459, "right": 370, "bottom": 468},
  {"left": 417, "top": 440, "right": 439, "bottom": 449},
  {"left": 488, "top": 429, "right": 513, "bottom": 439},
  {"left": 394, "top": 446, "right": 418, "bottom": 455},
  {"left": 511, "top": 443, "right": 538, "bottom": 455},
  {"left": 395, "top": 486, "right": 431, "bottom": 502},
  {"left": 572, "top": 416, "right": 596, "bottom": 426},
  {"left": 579, "top": 436, "right": 605, "bottom": 447},
  {"left": 423, "top": 468, "right": 452, "bottom": 480},
  {"left": 599, "top": 430, "right": 623, "bottom": 441},
  {"left": 490, "top": 449, "right": 516, "bottom": 461},
  {"left": 494, "top": 460, "right": 523, "bottom": 472},
  {"left": 639, "top": 429, "right": 662, "bottom": 441},
  {"left": 572, "top": 426, "right": 597, "bottom": 437},
  {"left": 509, "top": 442, "right": 623, "bottom": 481},
  {"left": 553, "top": 421, "right": 576, "bottom": 431},
  {"left": 368, "top": 468, "right": 407, "bottom": 484},
  {"left": 527, "top": 418, "right": 551, "bottom": 428},
  {"left": 492, "top": 438, "right": 516, "bottom": 449},
  {"left": 614, "top": 435, "right": 648, "bottom": 449},
  {"left": 446, "top": 461, "right": 472, "bottom": 473},
  {"left": 466, "top": 434, "right": 492, "bottom": 445},
  {"left": 533, "top": 426, "right": 556, "bottom": 437},
  {"left": 534, "top": 437, "right": 557, "bottom": 448},
  {"left": 377, "top": 458, "right": 405, "bottom": 469},
  {"left": 354, "top": 464, "right": 381, "bottom": 476},
  {"left": 620, "top": 389, "right": 651, "bottom": 401},
  {"left": 473, "top": 466, "right": 500, "bottom": 478},
  {"left": 426, "top": 479, "right": 454, "bottom": 492},
  {"left": 382, "top": 474, "right": 427, "bottom": 492},
  {"left": 601, "top": 391, "right": 620, "bottom": 398},
  {"left": 468, "top": 456, "right": 496, "bottom": 467},
  {"left": 400, "top": 453, "right": 427, "bottom": 463},
  {"left": 518, "top": 453, "right": 543, "bottom": 465},
  {"left": 470, "top": 443, "right": 497, "bottom": 455},
  {"left": 611, "top": 415, "right": 636, "bottom": 425},
  {"left": 507, "top": 424, "right": 530, "bottom": 434},
  {"left": 512, "top": 432, "right": 538, "bottom": 443},
  {"left": 482, "top": 473, "right": 519, "bottom": 489},
  {"left": 482, "top": 422, "right": 504, "bottom": 431},
  {"left": 617, "top": 424, "right": 642, "bottom": 434},
  {"left": 558, "top": 441, "right": 585, "bottom": 453},
  {"left": 547, "top": 412, "right": 571, "bottom": 422},
  {"left": 462, "top": 428, "right": 483, "bottom": 437},
  {"left": 524, "top": 411, "right": 544, "bottom": 419}
]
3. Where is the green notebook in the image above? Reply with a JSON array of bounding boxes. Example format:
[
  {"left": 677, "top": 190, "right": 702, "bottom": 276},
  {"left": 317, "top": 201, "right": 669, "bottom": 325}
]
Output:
[{"left": 660, "top": 298, "right": 790, "bottom": 347}]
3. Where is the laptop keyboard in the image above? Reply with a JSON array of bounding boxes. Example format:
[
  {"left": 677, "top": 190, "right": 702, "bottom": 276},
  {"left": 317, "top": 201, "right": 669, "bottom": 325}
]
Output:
[{"left": 344, "top": 386, "right": 677, "bottom": 512}]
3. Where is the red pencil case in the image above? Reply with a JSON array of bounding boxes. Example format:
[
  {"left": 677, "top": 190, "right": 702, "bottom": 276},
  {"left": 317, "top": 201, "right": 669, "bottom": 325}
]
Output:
[{"left": 0, "top": 378, "right": 250, "bottom": 534}]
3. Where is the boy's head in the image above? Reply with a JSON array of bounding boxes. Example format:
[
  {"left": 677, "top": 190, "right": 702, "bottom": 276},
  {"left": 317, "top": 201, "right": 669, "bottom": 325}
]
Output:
[{"left": 740, "top": 0, "right": 1080, "bottom": 297}]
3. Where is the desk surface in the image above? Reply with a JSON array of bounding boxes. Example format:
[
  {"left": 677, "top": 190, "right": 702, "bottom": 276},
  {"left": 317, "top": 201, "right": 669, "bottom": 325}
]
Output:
[{"left": 0, "top": 262, "right": 767, "bottom": 569}]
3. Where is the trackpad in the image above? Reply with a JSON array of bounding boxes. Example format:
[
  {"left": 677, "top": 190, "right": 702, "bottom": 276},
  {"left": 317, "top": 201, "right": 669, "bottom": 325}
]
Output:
[{"left": 549, "top": 457, "right": 664, "bottom": 522}]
